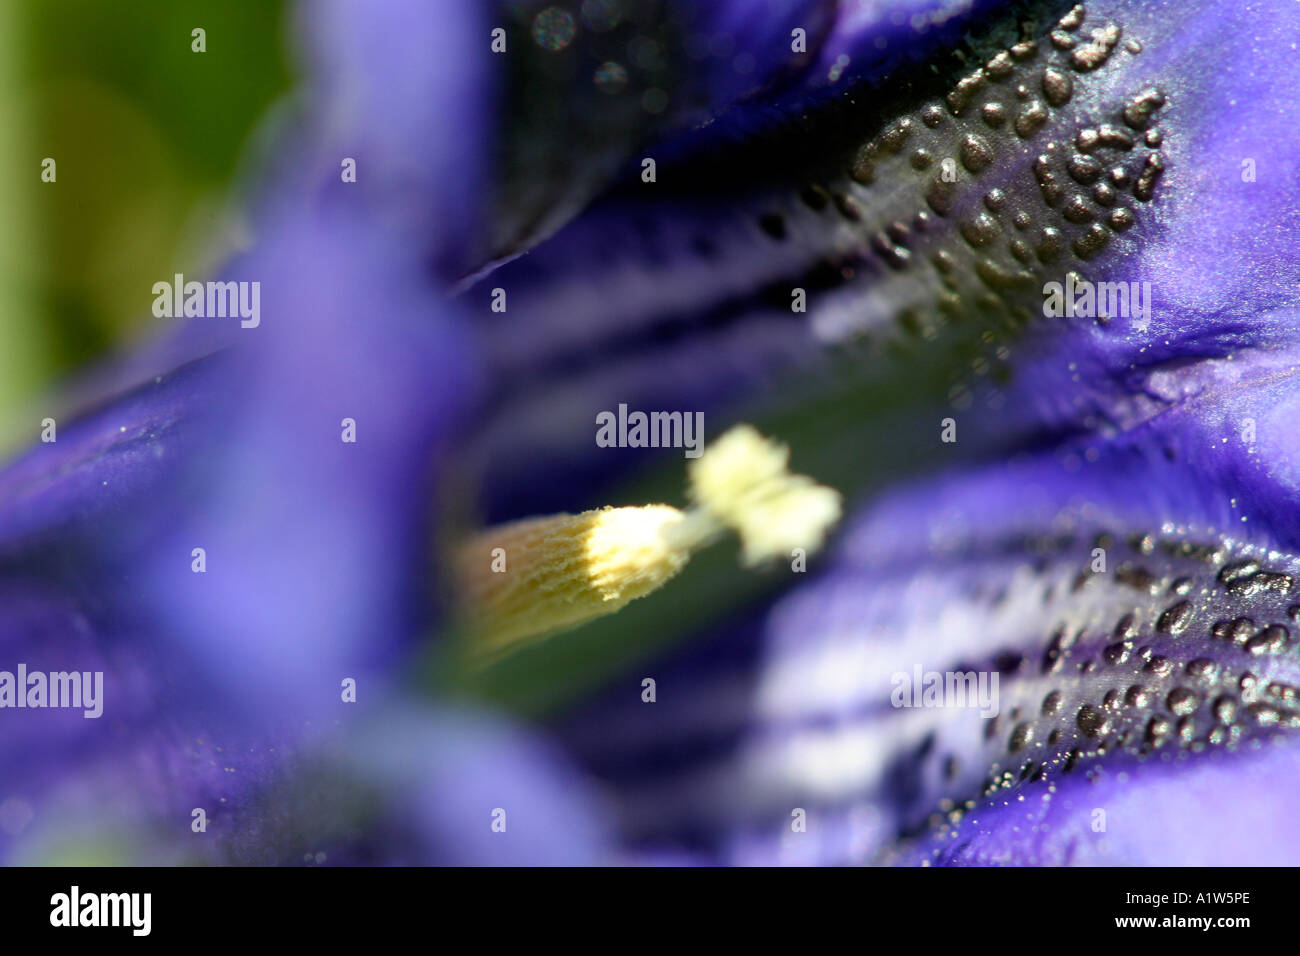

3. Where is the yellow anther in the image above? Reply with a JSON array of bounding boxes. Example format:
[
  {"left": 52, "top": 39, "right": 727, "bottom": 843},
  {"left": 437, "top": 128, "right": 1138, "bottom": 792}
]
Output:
[
  {"left": 687, "top": 424, "right": 843, "bottom": 566},
  {"left": 456, "top": 425, "right": 842, "bottom": 654}
]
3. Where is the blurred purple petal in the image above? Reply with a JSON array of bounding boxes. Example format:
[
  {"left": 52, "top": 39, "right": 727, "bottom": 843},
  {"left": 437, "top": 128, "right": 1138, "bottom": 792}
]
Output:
[
  {"left": 325, "top": 706, "right": 608, "bottom": 865},
  {"left": 133, "top": 206, "right": 479, "bottom": 726}
]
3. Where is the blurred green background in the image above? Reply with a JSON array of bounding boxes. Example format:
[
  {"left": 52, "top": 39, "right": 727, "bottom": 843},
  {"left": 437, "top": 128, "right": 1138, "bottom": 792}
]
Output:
[{"left": 0, "top": 0, "right": 292, "bottom": 451}]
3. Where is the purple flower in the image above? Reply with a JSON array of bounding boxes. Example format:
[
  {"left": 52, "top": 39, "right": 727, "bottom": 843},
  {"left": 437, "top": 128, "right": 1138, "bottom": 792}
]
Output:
[{"left": 2, "top": 0, "right": 1299, "bottom": 866}]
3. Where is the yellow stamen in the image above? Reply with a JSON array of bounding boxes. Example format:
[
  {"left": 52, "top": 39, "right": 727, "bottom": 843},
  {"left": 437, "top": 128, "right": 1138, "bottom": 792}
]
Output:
[{"left": 456, "top": 424, "right": 841, "bottom": 654}]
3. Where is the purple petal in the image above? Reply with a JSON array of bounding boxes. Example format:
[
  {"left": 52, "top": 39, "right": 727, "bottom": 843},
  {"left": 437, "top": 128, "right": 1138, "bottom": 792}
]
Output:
[
  {"left": 556, "top": 440, "right": 1300, "bottom": 864},
  {"left": 467, "top": 0, "right": 1300, "bottom": 520},
  {"left": 132, "top": 206, "right": 479, "bottom": 725},
  {"left": 318, "top": 706, "right": 608, "bottom": 865},
  {"left": 301, "top": 0, "right": 492, "bottom": 277}
]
